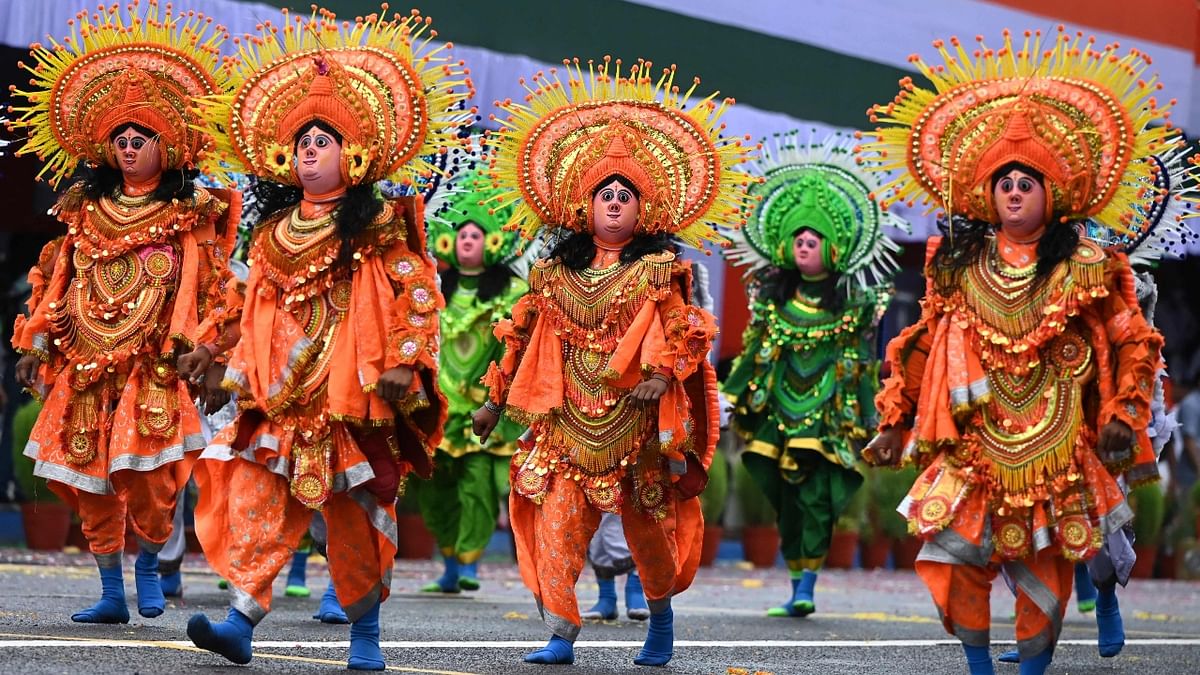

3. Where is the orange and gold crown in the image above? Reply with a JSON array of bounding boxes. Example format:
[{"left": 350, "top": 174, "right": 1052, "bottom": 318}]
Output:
[
  {"left": 487, "top": 57, "right": 758, "bottom": 249},
  {"left": 197, "top": 5, "right": 474, "bottom": 188},
  {"left": 857, "top": 27, "right": 1183, "bottom": 233},
  {"left": 6, "top": 0, "right": 230, "bottom": 186}
]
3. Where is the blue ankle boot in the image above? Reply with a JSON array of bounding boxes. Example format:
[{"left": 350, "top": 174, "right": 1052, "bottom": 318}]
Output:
[
  {"left": 285, "top": 550, "right": 310, "bottom": 598},
  {"left": 188, "top": 608, "right": 254, "bottom": 665},
  {"left": 633, "top": 605, "right": 673, "bottom": 666},
  {"left": 159, "top": 570, "right": 183, "bottom": 598},
  {"left": 1096, "top": 583, "right": 1124, "bottom": 657},
  {"left": 625, "top": 571, "right": 650, "bottom": 620},
  {"left": 962, "top": 644, "right": 995, "bottom": 675},
  {"left": 523, "top": 635, "right": 574, "bottom": 664},
  {"left": 134, "top": 550, "right": 165, "bottom": 618},
  {"left": 582, "top": 577, "right": 617, "bottom": 620},
  {"left": 458, "top": 561, "right": 480, "bottom": 591},
  {"left": 420, "top": 556, "right": 460, "bottom": 593},
  {"left": 72, "top": 564, "right": 129, "bottom": 624},
  {"left": 1018, "top": 648, "right": 1052, "bottom": 675},
  {"left": 348, "top": 601, "right": 385, "bottom": 670},
  {"left": 313, "top": 579, "right": 349, "bottom": 624},
  {"left": 1074, "top": 563, "right": 1097, "bottom": 613}
]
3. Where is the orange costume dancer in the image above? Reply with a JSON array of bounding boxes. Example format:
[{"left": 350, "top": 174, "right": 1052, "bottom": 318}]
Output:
[
  {"left": 7, "top": 1, "right": 239, "bottom": 624},
  {"left": 859, "top": 29, "right": 1178, "bottom": 675},
  {"left": 183, "top": 7, "right": 470, "bottom": 670},
  {"left": 473, "top": 58, "right": 756, "bottom": 666}
]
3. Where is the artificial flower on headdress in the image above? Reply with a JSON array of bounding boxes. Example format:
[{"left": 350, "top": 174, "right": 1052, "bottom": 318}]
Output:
[
  {"left": 427, "top": 165, "right": 521, "bottom": 270},
  {"left": 7, "top": 0, "right": 231, "bottom": 186},
  {"left": 725, "top": 132, "right": 908, "bottom": 293},
  {"left": 487, "top": 57, "right": 757, "bottom": 249},
  {"left": 857, "top": 27, "right": 1185, "bottom": 236},
  {"left": 196, "top": 5, "right": 474, "bottom": 188}
]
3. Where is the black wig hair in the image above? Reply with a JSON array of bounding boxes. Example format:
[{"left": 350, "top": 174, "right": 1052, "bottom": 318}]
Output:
[
  {"left": 77, "top": 122, "right": 196, "bottom": 202},
  {"left": 549, "top": 174, "right": 678, "bottom": 269}
]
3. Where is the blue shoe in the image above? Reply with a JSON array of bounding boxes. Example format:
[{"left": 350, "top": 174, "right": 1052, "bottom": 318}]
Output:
[
  {"left": 962, "top": 644, "right": 995, "bottom": 675},
  {"left": 768, "top": 573, "right": 812, "bottom": 617},
  {"left": 1096, "top": 584, "right": 1124, "bottom": 658},
  {"left": 1074, "top": 564, "right": 1097, "bottom": 613},
  {"left": 420, "top": 556, "right": 460, "bottom": 593},
  {"left": 581, "top": 577, "right": 618, "bottom": 620},
  {"left": 998, "top": 649, "right": 1019, "bottom": 663},
  {"left": 134, "top": 550, "right": 165, "bottom": 618},
  {"left": 1018, "top": 648, "right": 1052, "bottom": 675},
  {"left": 160, "top": 570, "right": 183, "bottom": 598},
  {"left": 625, "top": 571, "right": 650, "bottom": 620},
  {"left": 523, "top": 635, "right": 574, "bottom": 664},
  {"left": 633, "top": 606, "right": 673, "bottom": 666},
  {"left": 188, "top": 608, "right": 254, "bottom": 665},
  {"left": 347, "top": 601, "right": 385, "bottom": 670},
  {"left": 285, "top": 551, "right": 310, "bottom": 598},
  {"left": 72, "top": 565, "right": 130, "bottom": 624},
  {"left": 457, "top": 561, "right": 480, "bottom": 591},
  {"left": 313, "top": 579, "right": 349, "bottom": 624}
]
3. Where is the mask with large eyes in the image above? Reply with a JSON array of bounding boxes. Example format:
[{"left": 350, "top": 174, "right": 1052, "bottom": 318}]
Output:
[
  {"left": 110, "top": 127, "right": 162, "bottom": 184},
  {"left": 591, "top": 178, "right": 640, "bottom": 244},
  {"left": 792, "top": 229, "right": 827, "bottom": 276},
  {"left": 455, "top": 222, "right": 486, "bottom": 270},
  {"left": 992, "top": 167, "right": 1047, "bottom": 235},
  {"left": 295, "top": 124, "right": 346, "bottom": 195}
]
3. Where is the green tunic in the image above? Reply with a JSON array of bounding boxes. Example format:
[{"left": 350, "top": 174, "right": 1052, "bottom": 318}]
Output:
[{"left": 723, "top": 280, "right": 888, "bottom": 565}]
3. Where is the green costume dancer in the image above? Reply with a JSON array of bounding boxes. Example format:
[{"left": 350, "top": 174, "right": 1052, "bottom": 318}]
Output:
[
  {"left": 418, "top": 169, "right": 527, "bottom": 593},
  {"left": 722, "top": 133, "right": 906, "bottom": 617}
]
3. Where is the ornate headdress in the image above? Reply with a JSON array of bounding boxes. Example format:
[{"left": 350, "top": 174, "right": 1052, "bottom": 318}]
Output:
[
  {"left": 428, "top": 163, "right": 521, "bottom": 270},
  {"left": 857, "top": 28, "right": 1184, "bottom": 235},
  {"left": 1085, "top": 146, "right": 1199, "bottom": 266},
  {"left": 197, "top": 6, "right": 473, "bottom": 188},
  {"left": 6, "top": 0, "right": 230, "bottom": 187},
  {"left": 727, "top": 132, "right": 907, "bottom": 292},
  {"left": 487, "top": 57, "right": 757, "bottom": 249}
]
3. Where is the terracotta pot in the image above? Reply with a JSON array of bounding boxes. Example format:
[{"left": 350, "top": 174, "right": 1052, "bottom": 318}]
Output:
[
  {"left": 741, "top": 525, "right": 780, "bottom": 568},
  {"left": 892, "top": 536, "right": 922, "bottom": 569},
  {"left": 826, "top": 530, "right": 859, "bottom": 569},
  {"left": 699, "top": 525, "right": 723, "bottom": 567},
  {"left": 1157, "top": 551, "right": 1177, "bottom": 579},
  {"left": 860, "top": 537, "right": 892, "bottom": 569},
  {"left": 1131, "top": 544, "right": 1158, "bottom": 579},
  {"left": 21, "top": 502, "right": 72, "bottom": 551},
  {"left": 396, "top": 513, "right": 436, "bottom": 559}
]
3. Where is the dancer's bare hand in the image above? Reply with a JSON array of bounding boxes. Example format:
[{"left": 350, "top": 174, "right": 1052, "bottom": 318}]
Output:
[
  {"left": 176, "top": 346, "right": 212, "bottom": 385},
  {"left": 377, "top": 366, "right": 415, "bottom": 402},
  {"left": 1097, "top": 420, "right": 1135, "bottom": 465},
  {"left": 15, "top": 354, "right": 40, "bottom": 388},
  {"left": 200, "top": 364, "right": 230, "bottom": 413},
  {"left": 865, "top": 427, "right": 905, "bottom": 466},
  {"left": 630, "top": 376, "right": 668, "bottom": 404},
  {"left": 473, "top": 407, "right": 500, "bottom": 444}
]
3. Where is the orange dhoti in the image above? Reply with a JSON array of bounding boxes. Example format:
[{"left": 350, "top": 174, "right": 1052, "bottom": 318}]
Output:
[
  {"left": 510, "top": 472, "right": 703, "bottom": 640},
  {"left": 194, "top": 416, "right": 406, "bottom": 625}
]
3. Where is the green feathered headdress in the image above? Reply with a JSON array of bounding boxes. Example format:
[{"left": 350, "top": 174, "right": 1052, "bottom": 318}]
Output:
[{"left": 726, "top": 131, "right": 908, "bottom": 292}]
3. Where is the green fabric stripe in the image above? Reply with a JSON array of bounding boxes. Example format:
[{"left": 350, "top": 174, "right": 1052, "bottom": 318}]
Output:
[{"left": 251, "top": 0, "right": 912, "bottom": 129}]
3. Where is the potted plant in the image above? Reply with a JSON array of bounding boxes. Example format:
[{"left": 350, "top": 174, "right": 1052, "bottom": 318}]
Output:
[
  {"left": 395, "top": 477, "right": 436, "bottom": 560},
  {"left": 12, "top": 399, "right": 71, "bottom": 551},
  {"left": 1129, "top": 483, "right": 1165, "bottom": 578},
  {"left": 698, "top": 443, "right": 730, "bottom": 567},
  {"left": 735, "top": 459, "right": 779, "bottom": 568},
  {"left": 874, "top": 466, "right": 920, "bottom": 568},
  {"left": 859, "top": 470, "right": 891, "bottom": 569},
  {"left": 826, "top": 478, "right": 865, "bottom": 569}
]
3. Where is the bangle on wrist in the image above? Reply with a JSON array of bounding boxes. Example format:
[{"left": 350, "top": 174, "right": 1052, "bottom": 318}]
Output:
[
  {"left": 650, "top": 373, "right": 670, "bottom": 384},
  {"left": 484, "top": 400, "right": 505, "bottom": 415}
]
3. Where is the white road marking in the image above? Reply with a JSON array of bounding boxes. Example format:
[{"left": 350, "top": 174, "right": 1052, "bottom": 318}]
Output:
[{"left": 0, "top": 638, "right": 1198, "bottom": 648}]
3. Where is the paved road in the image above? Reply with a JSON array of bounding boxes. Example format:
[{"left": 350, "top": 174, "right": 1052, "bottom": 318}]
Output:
[{"left": 0, "top": 550, "right": 1197, "bottom": 674}]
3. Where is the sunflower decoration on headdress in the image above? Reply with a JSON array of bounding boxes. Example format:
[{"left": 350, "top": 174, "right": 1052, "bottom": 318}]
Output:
[
  {"left": 726, "top": 131, "right": 908, "bottom": 293},
  {"left": 196, "top": 5, "right": 474, "bottom": 188},
  {"left": 6, "top": 0, "right": 230, "bottom": 187},
  {"left": 486, "top": 57, "right": 757, "bottom": 250},
  {"left": 1085, "top": 146, "right": 1199, "bottom": 266},
  {"left": 427, "top": 160, "right": 521, "bottom": 270},
  {"left": 857, "top": 27, "right": 1185, "bottom": 236}
]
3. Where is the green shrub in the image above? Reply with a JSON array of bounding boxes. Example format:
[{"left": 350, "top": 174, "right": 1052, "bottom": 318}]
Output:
[
  {"left": 11, "top": 399, "right": 58, "bottom": 503},
  {"left": 873, "top": 466, "right": 918, "bottom": 540},
  {"left": 700, "top": 446, "right": 730, "bottom": 524},
  {"left": 734, "top": 458, "right": 776, "bottom": 526},
  {"left": 1129, "top": 483, "right": 1166, "bottom": 546}
]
